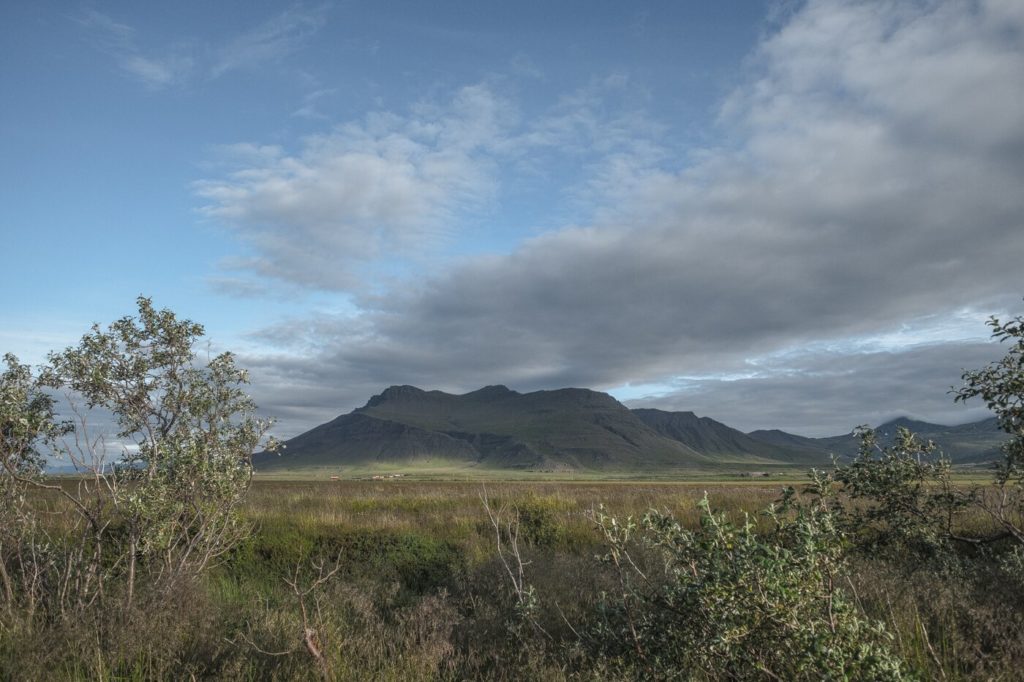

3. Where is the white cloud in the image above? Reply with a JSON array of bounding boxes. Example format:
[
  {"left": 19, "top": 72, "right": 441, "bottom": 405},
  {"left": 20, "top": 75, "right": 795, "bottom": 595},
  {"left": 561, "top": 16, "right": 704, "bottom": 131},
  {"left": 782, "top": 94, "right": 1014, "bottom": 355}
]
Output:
[
  {"left": 75, "top": 9, "right": 193, "bottom": 89},
  {"left": 75, "top": 5, "right": 327, "bottom": 90},
  {"left": 120, "top": 53, "right": 194, "bottom": 89},
  {"left": 211, "top": 4, "right": 329, "bottom": 78},
  {"left": 195, "top": 84, "right": 510, "bottom": 289},
  {"left": 292, "top": 88, "right": 336, "bottom": 120},
  {"left": 74, "top": 9, "right": 134, "bottom": 46},
  {"left": 195, "top": 73, "right": 676, "bottom": 293}
]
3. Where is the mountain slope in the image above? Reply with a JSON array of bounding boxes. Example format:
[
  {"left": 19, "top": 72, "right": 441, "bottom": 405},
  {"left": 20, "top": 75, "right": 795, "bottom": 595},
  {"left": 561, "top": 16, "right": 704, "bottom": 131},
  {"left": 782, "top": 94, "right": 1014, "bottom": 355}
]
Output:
[
  {"left": 260, "top": 412, "right": 482, "bottom": 468},
  {"left": 871, "top": 417, "right": 1005, "bottom": 462},
  {"left": 257, "top": 385, "right": 1007, "bottom": 472},
  {"left": 747, "top": 416, "right": 1006, "bottom": 463},
  {"left": 632, "top": 409, "right": 826, "bottom": 464},
  {"left": 260, "top": 385, "right": 720, "bottom": 471}
]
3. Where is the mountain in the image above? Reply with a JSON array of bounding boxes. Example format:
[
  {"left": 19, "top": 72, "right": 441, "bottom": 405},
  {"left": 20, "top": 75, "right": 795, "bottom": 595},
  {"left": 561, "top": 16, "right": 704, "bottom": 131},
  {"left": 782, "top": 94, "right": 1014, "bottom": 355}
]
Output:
[
  {"left": 256, "top": 385, "right": 1007, "bottom": 472},
  {"left": 870, "top": 416, "right": 1005, "bottom": 462},
  {"left": 748, "top": 416, "right": 1006, "bottom": 463},
  {"left": 632, "top": 409, "right": 826, "bottom": 464},
  {"left": 258, "top": 385, "right": 796, "bottom": 471},
  {"left": 746, "top": 429, "right": 863, "bottom": 460}
]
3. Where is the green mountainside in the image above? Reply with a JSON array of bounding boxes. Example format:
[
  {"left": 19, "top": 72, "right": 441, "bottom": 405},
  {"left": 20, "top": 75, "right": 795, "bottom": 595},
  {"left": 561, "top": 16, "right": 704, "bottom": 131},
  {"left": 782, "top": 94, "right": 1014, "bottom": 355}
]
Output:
[
  {"left": 256, "top": 385, "right": 1006, "bottom": 472},
  {"left": 260, "top": 385, "right": 717, "bottom": 471}
]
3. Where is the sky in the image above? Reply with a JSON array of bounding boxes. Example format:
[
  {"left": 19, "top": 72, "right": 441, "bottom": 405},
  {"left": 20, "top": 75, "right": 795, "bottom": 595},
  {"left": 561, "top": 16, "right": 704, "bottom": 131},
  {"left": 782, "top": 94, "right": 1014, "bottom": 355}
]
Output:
[{"left": 2, "top": 0, "right": 1023, "bottom": 439}]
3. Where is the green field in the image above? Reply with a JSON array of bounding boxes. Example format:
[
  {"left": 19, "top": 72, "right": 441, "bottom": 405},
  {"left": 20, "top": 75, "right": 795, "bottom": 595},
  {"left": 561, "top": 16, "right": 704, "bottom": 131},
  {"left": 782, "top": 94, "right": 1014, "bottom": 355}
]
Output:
[
  {"left": 251, "top": 460, "right": 813, "bottom": 481},
  {"left": 5, "top": 474, "right": 1021, "bottom": 680}
]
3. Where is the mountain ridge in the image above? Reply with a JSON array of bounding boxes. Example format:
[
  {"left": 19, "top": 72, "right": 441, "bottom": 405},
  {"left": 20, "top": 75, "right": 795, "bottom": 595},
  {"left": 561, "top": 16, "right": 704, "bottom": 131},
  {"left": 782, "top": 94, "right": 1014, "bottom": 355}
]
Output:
[
  {"left": 255, "top": 386, "right": 1006, "bottom": 471},
  {"left": 747, "top": 415, "right": 1005, "bottom": 463}
]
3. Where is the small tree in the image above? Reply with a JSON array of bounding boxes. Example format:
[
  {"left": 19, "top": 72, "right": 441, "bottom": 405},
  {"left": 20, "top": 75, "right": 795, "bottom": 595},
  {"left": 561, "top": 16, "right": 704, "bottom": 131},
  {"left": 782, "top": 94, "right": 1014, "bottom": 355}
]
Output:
[
  {"left": 47, "top": 297, "right": 277, "bottom": 602},
  {"left": 0, "top": 354, "right": 68, "bottom": 616},
  {"left": 0, "top": 297, "right": 276, "bottom": 619},
  {"left": 954, "top": 310, "right": 1024, "bottom": 545},
  {"left": 805, "top": 427, "right": 967, "bottom": 555}
]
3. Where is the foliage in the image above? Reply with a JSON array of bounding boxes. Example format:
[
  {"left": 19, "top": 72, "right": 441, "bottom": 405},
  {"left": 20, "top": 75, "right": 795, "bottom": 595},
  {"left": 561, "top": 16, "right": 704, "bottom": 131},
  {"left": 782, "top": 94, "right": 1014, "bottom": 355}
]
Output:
[
  {"left": 3, "top": 478, "right": 1024, "bottom": 680},
  {"left": 0, "top": 354, "right": 71, "bottom": 618},
  {"left": 954, "top": 311, "right": 1024, "bottom": 544},
  {"left": 46, "top": 297, "right": 277, "bottom": 578},
  {"left": 955, "top": 313, "right": 1024, "bottom": 471},
  {"left": 999, "top": 545, "right": 1024, "bottom": 591},
  {"left": 800, "top": 427, "right": 966, "bottom": 555},
  {"left": 587, "top": 496, "right": 909, "bottom": 680},
  {"left": 513, "top": 497, "right": 563, "bottom": 548},
  {"left": 0, "top": 353, "right": 67, "bottom": 476},
  {"left": 0, "top": 297, "right": 276, "bottom": 627}
]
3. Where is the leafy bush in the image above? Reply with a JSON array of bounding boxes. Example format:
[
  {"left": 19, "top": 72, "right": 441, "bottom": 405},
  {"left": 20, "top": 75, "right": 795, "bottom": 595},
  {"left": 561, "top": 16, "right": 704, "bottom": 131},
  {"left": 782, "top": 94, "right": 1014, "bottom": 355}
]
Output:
[
  {"left": 1, "top": 298, "right": 276, "bottom": 626},
  {"left": 587, "top": 496, "right": 909, "bottom": 680},
  {"left": 955, "top": 310, "right": 1024, "bottom": 545},
  {"left": 513, "top": 497, "right": 563, "bottom": 548},
  {"left": 804, "top": 427, "right": 966, "bottom": 556}
]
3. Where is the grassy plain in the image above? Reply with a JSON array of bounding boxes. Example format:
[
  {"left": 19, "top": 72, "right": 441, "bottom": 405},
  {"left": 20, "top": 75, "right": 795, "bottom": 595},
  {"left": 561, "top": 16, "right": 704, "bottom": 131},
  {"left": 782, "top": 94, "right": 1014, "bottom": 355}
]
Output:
[
  {"left": 253, "top": 448, "right": 834, "bottom": 479},
  {"left": 5, "top": 473, "right": 1022, "bottom": 680},
  {"left": 231, "top": 476, "right": 1022, "bottom": 679}
]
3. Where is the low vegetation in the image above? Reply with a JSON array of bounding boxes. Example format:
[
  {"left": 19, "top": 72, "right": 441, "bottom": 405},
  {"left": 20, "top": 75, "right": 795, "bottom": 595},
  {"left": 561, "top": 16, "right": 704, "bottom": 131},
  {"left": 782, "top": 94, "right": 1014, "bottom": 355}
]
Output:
[{"left": 2, "top": 301, "right": 1024, "bottom": 679}]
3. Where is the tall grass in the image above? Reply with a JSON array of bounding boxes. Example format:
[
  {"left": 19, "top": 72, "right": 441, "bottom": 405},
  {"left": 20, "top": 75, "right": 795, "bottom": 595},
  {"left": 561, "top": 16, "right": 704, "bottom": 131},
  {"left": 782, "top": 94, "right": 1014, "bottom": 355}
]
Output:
[{"left": 2, "top": 478, "right": 1021, "bottom": 680}]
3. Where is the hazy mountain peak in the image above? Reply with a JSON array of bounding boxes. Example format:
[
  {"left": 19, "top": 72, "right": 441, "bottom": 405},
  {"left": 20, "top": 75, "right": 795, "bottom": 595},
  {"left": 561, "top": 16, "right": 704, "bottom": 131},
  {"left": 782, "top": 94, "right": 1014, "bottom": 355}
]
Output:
[
  {"left": 464, "top": 385, "right": 516, "bottom": 398},
  {"left": 532, "top": 387, "right": 622, "bottom": 407},
  {"left": 365, "top": 385, "right": 427, "bottom": 408},
  {"left": 875, "top": 416, "right": 944, "bottom": 433}
]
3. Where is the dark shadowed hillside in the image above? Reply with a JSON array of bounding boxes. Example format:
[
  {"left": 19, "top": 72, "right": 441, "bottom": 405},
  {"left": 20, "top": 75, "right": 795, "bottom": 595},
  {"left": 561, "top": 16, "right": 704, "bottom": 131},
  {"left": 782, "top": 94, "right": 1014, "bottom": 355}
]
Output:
[
  {"left": 632, "top": 409, "right": 826, "bottom": 464},
  {"left": 258, "top": 385, "right": 820, "bottom": 471},
  {"left": 257, "top": 386, "right": 1006, "bottom": 472},
  {"left": 259, "top": 385, "right": 719, "bottom": 470}
]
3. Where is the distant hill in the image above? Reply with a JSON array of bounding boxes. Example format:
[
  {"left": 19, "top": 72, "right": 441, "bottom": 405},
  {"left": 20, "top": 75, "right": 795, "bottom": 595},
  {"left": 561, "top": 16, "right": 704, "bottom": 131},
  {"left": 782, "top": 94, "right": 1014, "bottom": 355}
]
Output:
[
  {"left": 748, "top": 416, "right": 1005, "bottom": 463},
  {"left": 256, "top": 385, "right": 1007, "bottom": 472},
  {"left": 867, "top": 416, "right": 1004, "bottom": 462}
]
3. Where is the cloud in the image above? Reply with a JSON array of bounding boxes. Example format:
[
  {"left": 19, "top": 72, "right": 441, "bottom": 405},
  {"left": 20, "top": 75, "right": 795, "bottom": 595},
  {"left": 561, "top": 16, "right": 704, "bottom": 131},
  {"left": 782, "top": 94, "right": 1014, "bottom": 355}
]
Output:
[
  {"left": 75, "top": 5, "right": 326, "bottom": 89},
  {"left": 624, "top": 340, "right": 1004, "bottom": 437},
  {"left": 195, "top": 84, "right": 511, "bottom": 289},
  {"left": 74, "top": 8, "right": 134, "bottom": 49},
  {"left": 197, "top": 75, "right": 672, "bottom": 293},
  {"left": 226, "top": 0, "right": 1024, "bottom": 437},
  {"left": 120, "top": 54, "right": 194, "bottom": 89},
  {"left": 292, "top": 88, "right": 336, "bottom": 120},
  {"left": 210, "top": 4, "right": 329, "bottom": 78},
  {"left": 75, "top": 9, "right": 193, "bottom": 89}
]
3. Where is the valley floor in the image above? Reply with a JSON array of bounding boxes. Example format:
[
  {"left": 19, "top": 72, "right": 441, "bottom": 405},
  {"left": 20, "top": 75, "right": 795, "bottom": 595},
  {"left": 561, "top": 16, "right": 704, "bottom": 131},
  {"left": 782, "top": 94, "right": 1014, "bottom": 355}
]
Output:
[{"left": 4, "top": 477, "right": 1021, "bottom": 679}]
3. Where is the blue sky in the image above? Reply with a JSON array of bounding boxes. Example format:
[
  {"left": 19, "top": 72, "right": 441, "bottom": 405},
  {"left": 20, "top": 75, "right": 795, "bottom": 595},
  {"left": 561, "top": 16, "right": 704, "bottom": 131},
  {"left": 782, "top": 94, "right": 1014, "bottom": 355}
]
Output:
[{"left": 3, "top": 1, "right": 1023, "bottom": 437}]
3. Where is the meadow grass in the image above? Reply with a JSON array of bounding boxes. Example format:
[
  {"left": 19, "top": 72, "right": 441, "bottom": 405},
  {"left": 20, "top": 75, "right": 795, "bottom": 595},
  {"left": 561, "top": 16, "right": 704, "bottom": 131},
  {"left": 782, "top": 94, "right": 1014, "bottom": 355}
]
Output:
[{"left": 3, "top": 475, "right": 1022, "bottom": 680}]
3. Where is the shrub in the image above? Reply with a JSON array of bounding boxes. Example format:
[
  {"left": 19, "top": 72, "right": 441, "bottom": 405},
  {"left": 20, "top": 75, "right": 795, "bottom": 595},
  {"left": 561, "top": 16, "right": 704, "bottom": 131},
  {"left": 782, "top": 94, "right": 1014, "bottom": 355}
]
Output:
[
  {"left": 1, "top": 298, "right": 276, "bottom": 624},
  {"left": 587, "top": 496, "right": 910, "bottom": 680},
  {"left": 955, "top": 310, "right": 1024, "bottom": 545},
  {"left": 804, "top": 427, "right": 966, "bottom": 556},
  {"left": 514, "top": 496, "right": 563, "bottom": 548}
]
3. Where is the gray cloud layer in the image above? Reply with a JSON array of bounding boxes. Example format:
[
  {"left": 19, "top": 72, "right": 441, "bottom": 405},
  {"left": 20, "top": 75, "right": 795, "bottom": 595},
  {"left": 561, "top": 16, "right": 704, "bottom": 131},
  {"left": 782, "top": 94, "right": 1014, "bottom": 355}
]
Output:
[
  {"left": 625, "top": 341, "right": 1003, "bottom": 437},
  {"left": 208, "top": 0, "right": 1023, "bottom": 438}
]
